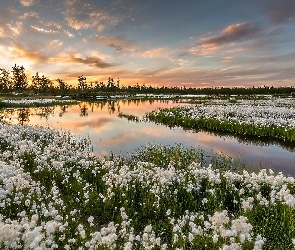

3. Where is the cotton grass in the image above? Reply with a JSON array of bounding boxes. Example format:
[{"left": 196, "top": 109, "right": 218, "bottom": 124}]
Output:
[{"left": 0, "top": 121, "right": 295, "bottom": 249}]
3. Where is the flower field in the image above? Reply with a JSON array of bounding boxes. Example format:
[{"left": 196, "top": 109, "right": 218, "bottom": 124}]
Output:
[
  {"left": 0, "top": 121, "right": 295, "bottom": 249},
  {"left": 0, "top": 98, "right": 77, "bottom": 108},
  {"left": 146, "top": 98, "right": 295, "bottom": 142}
]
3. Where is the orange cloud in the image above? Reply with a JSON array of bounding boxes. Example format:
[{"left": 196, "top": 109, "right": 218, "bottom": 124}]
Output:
[
  {"left": 63, "top": 29, "right": 75, "bottom": 38},
  {"left": 0, "top": 27, "right": 4, "bottom": 37},
  {"left": 40, "top": 20, "right": 62, "bottom": 30},
  {"left": 65, "top": 17, "right": 90, "bottom": 30},
  {"left": 141, "top": 47, "right": 170, "bottom": 58},
  {"left": 7, "top": 22, "right": 23, "bottom": 35},
  {"left": 63, "top": 1, "right": 113, "bottom": 32},
  {"left": 30, "top": 25, "right": 59, "bottom": 34},
  {"left": 21, "top": 12, "right": 39, "bottom": 19},
  {"left": 12, "top": 43, "right": 47, "bottom": 62},
  {"left": 19, "top": 0, "right": 38, "bottom": 7}
]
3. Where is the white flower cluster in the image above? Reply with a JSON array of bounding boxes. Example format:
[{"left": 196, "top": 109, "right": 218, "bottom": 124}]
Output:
[
  {"left": 151, "top": 97, "right": 295, "bottom": 128},
  {"left": 0, "top": 121, "right": 294, "bottom": 248},
  {"left": 2, "top": 98, "right": 75, "bottom": 105},
  {"left": 168, "top": 209, "right": 254, "bottom": 249},
  {"left": 206, "top": 97, "right": 295, "bottom": 107},
  {"left": 100, "top": 151, "right": 295, "bottom": 248}
]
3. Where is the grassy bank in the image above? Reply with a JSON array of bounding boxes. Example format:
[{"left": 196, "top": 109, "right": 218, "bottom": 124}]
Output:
[
  {"left": 0, "top": 122, "right": 295, "bottom": 249},
  {"left": 146, "top": 104, "right": 295, "bottom": 142}
]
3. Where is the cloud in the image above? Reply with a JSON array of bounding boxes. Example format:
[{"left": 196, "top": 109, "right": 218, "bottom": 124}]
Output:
[
  {"left": 141, "top": 47, "right": 170, "bottom": 58},
  {"left": 39, "top": 20, "right": 62, "bottom": 30},
  {"left": 0, "top": 8, "right": 19, "bottom": 37},
  {"left": 64, "top": 12, "right": 107, "bottom": 32},
  {"left": 65, "top": 17, "right": 91, "bottom": 30},
  {"left": 200, "top": 23, "right": 262, "bottom": 46},
  {"left": 63, "top": 0, "right": 118, "bottom": 31},
  {"left": 70, "top": 56, "right": 116, "bottom": 69},
  {"left": 30, "top": 25, "right": 59, "bottom": 34},
  {"left": 52, "top": 67, "right": 129, "bottom": 82},
  {"left": 135, "top": 67, "right": 171, "bottom": 77},
  {"left": 252, "top": 0, "right": 295, "bottom": 23},
  {"left": 9, "top": 36, "right": 65, "bottom": 65},
  {"left": 182, "top": 22, "right": 272, "bottom": 57},
  {"left": 28, "top": 20, "right": 63, "bottom": 36},
  {"left": 6, "top": 22, "right": 23, "bottom": 35},
  {"left": 63, "top": 0, "right": 95, "bottom": 30},
  {"left": 92, "top": 35, "right": 136, "bottom": 53},
  {"left": 64, "top": 30, "right": 75, "bottom": 38},
  {"left": 12, "top": 42, "right": 48, "bottom": 62},
  {"left": 21, "top": 12, "right": 39, "bottom": 19},
  {"left": 221, "top": 56, "right": 233, "bottom": 63},
  {"left": 20, "top": 13, "right": 66, "bottom": 37},
  {"left": 19, "top": 0, "right": 39, "bottom": 7},
  {"left": 129, "top": 61, "right": 295, "bottom": 88}
]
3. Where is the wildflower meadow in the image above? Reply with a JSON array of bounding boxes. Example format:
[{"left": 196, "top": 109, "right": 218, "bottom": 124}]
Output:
[{"left": 0, "top": 119, "right": 295, "bottom": 249}]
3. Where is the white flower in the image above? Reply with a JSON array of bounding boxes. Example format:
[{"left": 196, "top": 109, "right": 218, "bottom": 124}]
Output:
[
  {"left": 213, "top": 233, "right": 219, "bottom": 243},
  {"left": 142, "top": 233, "right": 149, "bottom": 241},
  {"left": 166, "top": 209, "right": 171, "bottom": 216},
  {"left": 144, "top": 225, "right": 152, "bottom": 233},
  {"left": 202, "top": 198, "right": 208, "bottom": 205},
  {"left": 253, "top": 235, "right": 265, "bottom": 250},
  {"left": 87, "top": 216, "right": 94, "bottom": 226},
  {"left": 124, "top": 242, "right": 133, "bottom": 250}
]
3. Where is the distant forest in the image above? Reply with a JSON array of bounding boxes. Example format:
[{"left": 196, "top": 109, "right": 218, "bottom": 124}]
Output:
[{"left": 1, "top": 65, "right": 295, "bottom": 97}]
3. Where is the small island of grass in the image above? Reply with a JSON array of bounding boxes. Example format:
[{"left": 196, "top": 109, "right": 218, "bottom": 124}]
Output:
[{"left": 146, "top": 99, "right": 295, "bottom": 143}]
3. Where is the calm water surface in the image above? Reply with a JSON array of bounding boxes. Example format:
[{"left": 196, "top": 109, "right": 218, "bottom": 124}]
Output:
[{"left": 2, "top": 99, "right": 295, "bottom": 176}]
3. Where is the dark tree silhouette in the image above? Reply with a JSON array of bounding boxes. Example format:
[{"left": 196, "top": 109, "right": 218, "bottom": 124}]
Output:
[
  {"left": 0, "top": 68, "right": 12, "bottom": 91},
  {"left": 78, "top": 75, "right": 87, "bottom": 91},
  {"left": 31, "top": 72, "right": 53, "bottom": 93},
  {"left": 56, "top": 78, "right": 69, "bottom": 95},
  {"left": 12, "top": 64, "right": 28, "bottom": 91}
]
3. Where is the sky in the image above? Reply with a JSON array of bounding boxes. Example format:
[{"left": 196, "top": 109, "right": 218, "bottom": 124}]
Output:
[{"left": 0, "top": 0, "right": 295, "bottom": 88}]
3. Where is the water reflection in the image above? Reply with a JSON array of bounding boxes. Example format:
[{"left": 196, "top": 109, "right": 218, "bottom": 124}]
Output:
[
  {"left": 79, "top": 102, "right": 88, "bottom": 117},
  {"left": 34, "top": 106, "right": 55, "bottom": 121},
  {"left": 59, "top": 105, "right": 68, "bottom": 117},
  {"left": 18, "top": 108, "right": 30, "bottom": 125},
  {"left": 0, "top": 99, "right": 295, "bottom": 176},
  {"left": 180, "top": 127, "right": 295, "bottom": 154}
]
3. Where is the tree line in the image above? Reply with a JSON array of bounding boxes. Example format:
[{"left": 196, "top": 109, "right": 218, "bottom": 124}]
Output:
[{"left": 1, "top": 64, "right": 295, "bottom": 97}]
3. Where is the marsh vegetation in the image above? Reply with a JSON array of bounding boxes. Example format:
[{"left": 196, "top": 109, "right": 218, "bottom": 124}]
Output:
[{"left": 1, "top": 92, "right": 295, "bottom": 249}]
